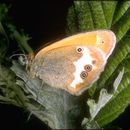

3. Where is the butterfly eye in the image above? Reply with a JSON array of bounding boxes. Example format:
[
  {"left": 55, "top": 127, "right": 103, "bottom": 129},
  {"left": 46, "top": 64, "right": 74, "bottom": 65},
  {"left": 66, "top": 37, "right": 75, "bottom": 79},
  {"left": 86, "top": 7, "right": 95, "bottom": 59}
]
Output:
[
  {"left": 80, "top": 71, "right": 88, "bottom": 79},
  {"left": 76, "top": 47, "right": 83, "bottom": 53},
  {"left": 84, "top": 64, "right": 92, "bottom": 72}
]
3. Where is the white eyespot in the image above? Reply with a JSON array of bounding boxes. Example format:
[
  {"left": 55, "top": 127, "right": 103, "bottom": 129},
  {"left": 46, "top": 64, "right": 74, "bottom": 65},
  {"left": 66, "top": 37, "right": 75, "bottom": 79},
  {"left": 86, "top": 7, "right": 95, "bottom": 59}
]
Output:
[
  {"left": 80, "top": 71, "right": 88, "bottom": 79},
  {"left": 84, "top": 64, "right": 92, "bottom": 72},
  {"left": 76, "top": 47, "right": 84, "bottom": 53}
]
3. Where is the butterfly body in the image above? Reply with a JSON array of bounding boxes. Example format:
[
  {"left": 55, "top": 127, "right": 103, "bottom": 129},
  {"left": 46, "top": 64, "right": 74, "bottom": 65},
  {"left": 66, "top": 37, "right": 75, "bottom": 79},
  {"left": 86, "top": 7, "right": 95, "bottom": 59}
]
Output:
[{"left": 29, "top": 30, "right": 116, "bottom": 95}]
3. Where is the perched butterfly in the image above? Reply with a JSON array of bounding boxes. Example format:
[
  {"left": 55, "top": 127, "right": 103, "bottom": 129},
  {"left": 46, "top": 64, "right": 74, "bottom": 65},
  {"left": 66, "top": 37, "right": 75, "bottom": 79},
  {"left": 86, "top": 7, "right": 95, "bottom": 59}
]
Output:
[{"left": 29, "top": 30, "right": 116, "bottom": 95}]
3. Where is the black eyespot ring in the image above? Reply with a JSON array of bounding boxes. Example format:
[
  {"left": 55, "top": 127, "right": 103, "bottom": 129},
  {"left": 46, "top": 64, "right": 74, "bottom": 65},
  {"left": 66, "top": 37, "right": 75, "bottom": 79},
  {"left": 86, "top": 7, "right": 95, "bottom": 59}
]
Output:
[
  {"left": 84, "top": 64, "right": 92, "bottom": 72},
  {"left": 76, "top": 47, "right": 83, "bottom": 53},
  {"left": 80, "top": 71, "right": 88, "bottom": 79}
]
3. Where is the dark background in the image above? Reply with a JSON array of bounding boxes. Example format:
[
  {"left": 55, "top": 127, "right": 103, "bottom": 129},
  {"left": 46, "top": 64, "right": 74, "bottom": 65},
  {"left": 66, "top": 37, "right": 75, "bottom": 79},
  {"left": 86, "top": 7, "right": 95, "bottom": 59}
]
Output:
[{"left": 0, "top": 0, "right": 130, "bottom": 130}]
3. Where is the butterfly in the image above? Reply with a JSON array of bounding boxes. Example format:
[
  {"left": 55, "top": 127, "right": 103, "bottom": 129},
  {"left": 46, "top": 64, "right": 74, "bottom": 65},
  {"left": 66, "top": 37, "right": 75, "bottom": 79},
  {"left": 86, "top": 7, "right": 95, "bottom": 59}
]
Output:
[{"left": 29, "top": 30, "right": 116, "bottom": 95}]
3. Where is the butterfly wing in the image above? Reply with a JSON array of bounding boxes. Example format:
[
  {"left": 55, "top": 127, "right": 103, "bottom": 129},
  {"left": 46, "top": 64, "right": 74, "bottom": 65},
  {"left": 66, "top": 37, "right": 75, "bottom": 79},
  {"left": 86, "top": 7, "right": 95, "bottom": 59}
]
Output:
[
  {"left": 29, "top": 30, "right": 116, "bottom": 95},
  {"left": 30, "top": 45, "right": 106, "bottom": 95},
  {"left": 35, "top": 30, "right": 116, "bottom": 60}
]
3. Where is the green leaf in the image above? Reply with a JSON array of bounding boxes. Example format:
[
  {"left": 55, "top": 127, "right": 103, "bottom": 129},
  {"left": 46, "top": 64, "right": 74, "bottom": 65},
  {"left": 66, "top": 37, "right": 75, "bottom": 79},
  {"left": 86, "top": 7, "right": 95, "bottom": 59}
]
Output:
[
  {"left": 101, "top": 1, "right": 117, "bottom": 28},
  {"left": 112, "top": 7, "right": 130, "bottom": 42},
  {"left": 112, "top": 1, "right": 130, "bottom": 25},
  {"left": 95, "top": 73, "right": 130, "bottom": 127},
  {"left": 1, "top": 1, "right": 130, "bottom": 129},
  {"left": 66, "top": 4, "right": 79, "bottom": 34},
  {"left": 67, "top": 1, "right": 117, "bottom": 33},
  {"left": 7, "top": 24, "right": 34, "bottom": 54},
  {"left": 86, "top": 69, "right": 124, "bottom": 124},
  {"left": 0, "top": 3, "right": 9, "bottom": 21},
  {"left": 66, "top": 1, "right": 130, "bottom": 128}
]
